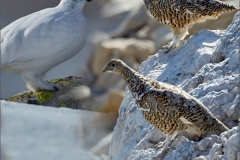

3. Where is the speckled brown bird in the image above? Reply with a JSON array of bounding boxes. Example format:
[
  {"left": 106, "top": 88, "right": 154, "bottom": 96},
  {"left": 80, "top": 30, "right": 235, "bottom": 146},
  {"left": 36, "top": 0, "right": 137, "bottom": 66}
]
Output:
[
  {"left": 143, "top": 0, "right": 238, "bottom": 53},
  {"left": 103, "top": 59, "right": 229, "bottom": 151}
]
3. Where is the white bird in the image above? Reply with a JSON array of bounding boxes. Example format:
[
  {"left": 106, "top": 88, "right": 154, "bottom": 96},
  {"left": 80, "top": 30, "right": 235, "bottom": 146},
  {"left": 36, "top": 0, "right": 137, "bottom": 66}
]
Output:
[{"left": 1, "top": 0, "right": 91, "bottom": 92}]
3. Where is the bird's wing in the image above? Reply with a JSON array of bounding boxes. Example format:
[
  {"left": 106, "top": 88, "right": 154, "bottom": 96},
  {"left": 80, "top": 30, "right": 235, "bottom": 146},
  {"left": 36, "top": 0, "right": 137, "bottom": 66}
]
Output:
[
  {"left": 149, "top": 86, "right": 219, "bottom": 128},
  {"left": 172, "top": 0, "right": 222, "bottom": 14}
]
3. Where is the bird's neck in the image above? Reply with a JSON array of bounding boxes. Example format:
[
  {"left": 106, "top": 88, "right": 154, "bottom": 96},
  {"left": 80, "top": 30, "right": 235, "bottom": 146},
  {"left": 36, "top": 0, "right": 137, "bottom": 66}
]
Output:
[
  {"left": 58, "top": 0, "right": 86, "bottom": 11},
  {"left": 143, "top": 0, "right": 151, "bottom": 5},
  {"left": 120, "top": 66, "right": 146, "bottom": 96}
]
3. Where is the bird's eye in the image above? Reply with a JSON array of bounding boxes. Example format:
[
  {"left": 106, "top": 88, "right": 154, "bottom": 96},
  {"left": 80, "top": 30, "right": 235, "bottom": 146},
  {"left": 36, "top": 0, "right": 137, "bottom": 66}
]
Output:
[{"left": 111, "top": 63, "right": 116, "bottom": 67}]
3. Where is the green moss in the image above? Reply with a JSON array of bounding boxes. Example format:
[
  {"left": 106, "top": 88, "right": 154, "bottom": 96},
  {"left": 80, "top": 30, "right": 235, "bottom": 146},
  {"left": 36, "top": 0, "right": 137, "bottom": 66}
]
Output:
[
  {"left": 50, "top": 78, "right": 69, "bottom": 85},
  {"left": 60, "top": 103, "right": 67, "bottom": 107},
  {"left": 50, "top": 78, "right": 80, "bottom": 87},
  {"left": 5, "top": 92, "right": 31, "bottom": 102},
  {"left": 35, "top": 91, "right": 55, "bottom": 104},
  {"left": 6, "top": 94, "right": 22, "bottom": 102},
  {"left": 51, "top": 78, "right": 73, "bottom": 84},
  {"left": 49, "top": 78, "right": 60, "bottom": 83}
]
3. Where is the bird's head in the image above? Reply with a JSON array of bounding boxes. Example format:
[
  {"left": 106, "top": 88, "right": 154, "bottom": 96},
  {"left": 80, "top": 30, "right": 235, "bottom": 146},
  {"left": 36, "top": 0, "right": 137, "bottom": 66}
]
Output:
[
  {"left": 102, "top": 59, "right": 126, "bottom": 74},
  {"left": 75, "top": 0, "right": 91, "bottom": 9}
]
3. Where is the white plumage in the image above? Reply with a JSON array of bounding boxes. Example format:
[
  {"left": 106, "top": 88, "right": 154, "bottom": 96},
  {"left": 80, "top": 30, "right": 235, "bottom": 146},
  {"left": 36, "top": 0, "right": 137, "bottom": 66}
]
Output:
[{"left": 1, "top": 0, "right": 90, "bottom": 92}]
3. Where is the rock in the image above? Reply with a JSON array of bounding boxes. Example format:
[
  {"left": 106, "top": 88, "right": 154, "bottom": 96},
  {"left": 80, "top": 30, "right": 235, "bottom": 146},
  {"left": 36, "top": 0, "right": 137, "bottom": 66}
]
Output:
[
  {"left": 193, "top": 156, "right": 206, "bottom": 160},
  {"left": 91, "top": 71, "right": 126, "bottom": 93},
  {"left": 223, "top": 132, "right": 240, "bottom": 160},
  {"left": 80, "top": 112, "right": 117, "bottom": 151},
  {"left": 109, "top": 12, "right": 240, "bottom": 160},
  {"left": 206, "top": 143, "right": 223, "bottom": 160},
  {"left": 188, "top": 11, "right": 239, "bottom": 38},
  {"left": 90, "top": 133, "right": 112, "bottom": 156},
  {"left": 5, "top": 76, "right": 91, "bottom": 110},
  {"left": 134, "top": 17, "right": 173, "bottom": 50},
  {"left": 91, "top": 38, "right": 155, "bottom": 76},
  {"left": 101, "top": 89, "right": 125, "bottom": 113},
  {"left": 100, "top": 0, "right": 149, "bottom": 37}
]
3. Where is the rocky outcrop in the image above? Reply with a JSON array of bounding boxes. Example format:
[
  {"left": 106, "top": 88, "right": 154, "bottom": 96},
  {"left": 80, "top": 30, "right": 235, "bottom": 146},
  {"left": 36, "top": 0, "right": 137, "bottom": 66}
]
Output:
[
  {"left": 109, "top": 12, "right": 240, "bottom": 160},
  {"left": 2, "top": 1, "right": 239, "bottom": 158},
  {"left": 5, "top": 76, "right": 91, "bottom": 110}
]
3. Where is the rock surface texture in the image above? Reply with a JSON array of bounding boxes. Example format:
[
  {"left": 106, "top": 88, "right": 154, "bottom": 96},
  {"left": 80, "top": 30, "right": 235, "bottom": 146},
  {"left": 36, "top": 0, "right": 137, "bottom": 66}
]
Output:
[
  {"left": 109, "top": 12, "right": 240, "bottom": 160},
  {"left": 5, "top": 76, "right": 91, "bottom": 110}
]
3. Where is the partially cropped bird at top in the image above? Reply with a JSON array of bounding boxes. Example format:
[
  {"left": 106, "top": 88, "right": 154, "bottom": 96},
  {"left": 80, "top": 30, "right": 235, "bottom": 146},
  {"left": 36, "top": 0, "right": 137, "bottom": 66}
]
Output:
[
  {"left": 143, "top": 0, "right": 239, "bottom": 53},
  {"left": 1, "top": 0, "right": 91, "bottom": 92},
  {"left": 103, "top": 59, "right": 229, "bottom": 153}
]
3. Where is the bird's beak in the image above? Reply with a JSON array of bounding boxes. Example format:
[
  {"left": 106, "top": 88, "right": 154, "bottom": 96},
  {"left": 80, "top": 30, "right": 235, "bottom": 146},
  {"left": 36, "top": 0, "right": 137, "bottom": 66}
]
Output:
[{"left": 102, "top": 67, "right": 107, "bottom": 73}]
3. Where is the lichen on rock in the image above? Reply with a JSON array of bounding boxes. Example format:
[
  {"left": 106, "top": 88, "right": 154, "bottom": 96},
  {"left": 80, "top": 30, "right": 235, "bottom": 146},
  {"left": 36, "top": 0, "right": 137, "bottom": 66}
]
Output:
[
  {"left": 49, "top": 77, "right": 82, "bottom": 88},
  {"left": 5, "top": 76, "right": 91, "bottom": 109},
  {"left": 34, "top": 91, "right": 55, "bottom": 105}
]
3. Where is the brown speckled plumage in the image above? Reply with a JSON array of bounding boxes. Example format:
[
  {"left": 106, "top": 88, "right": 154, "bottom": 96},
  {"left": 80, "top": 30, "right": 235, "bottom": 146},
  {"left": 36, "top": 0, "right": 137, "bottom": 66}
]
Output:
[
  {"left": 103, "top": 59, "right": 229, "bottom": 140},
  {"left": 143, "top": 0, "right": 238, "bottom": 52}
]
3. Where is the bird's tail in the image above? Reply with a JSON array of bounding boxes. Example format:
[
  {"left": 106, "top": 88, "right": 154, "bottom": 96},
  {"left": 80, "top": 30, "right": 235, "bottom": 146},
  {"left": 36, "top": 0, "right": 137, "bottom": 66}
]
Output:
[
  {"left": 219, "top": 2, "right": 239, "bottom": 12},
  {"left": 217, "top": 120, "right": 229, "bottom": 133}
]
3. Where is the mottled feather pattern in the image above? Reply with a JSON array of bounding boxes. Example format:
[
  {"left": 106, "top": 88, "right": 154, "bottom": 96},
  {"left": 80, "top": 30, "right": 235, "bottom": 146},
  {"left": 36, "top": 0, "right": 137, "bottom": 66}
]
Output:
[
  {"left": 143, "top": 0, "right": 238, "bottom": 52},
  {"left": 131, "top": 76, "right": 228, "bottom": 138},
  {"left": 144, "top": 0, "right": 237, "bottom": 28},
  {"left": 103, "top": 59, "right": 229, "bottom": 140}
]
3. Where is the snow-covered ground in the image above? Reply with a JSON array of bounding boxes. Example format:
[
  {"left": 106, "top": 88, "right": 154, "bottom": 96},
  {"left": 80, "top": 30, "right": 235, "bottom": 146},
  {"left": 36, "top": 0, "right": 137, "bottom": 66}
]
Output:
[{"left": 1, "top": 101, "right": 106, "bottom": 160}]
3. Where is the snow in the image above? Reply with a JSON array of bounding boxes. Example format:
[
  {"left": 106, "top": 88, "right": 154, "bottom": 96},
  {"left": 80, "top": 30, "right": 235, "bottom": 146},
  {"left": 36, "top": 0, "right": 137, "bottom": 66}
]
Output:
[
  {"left": 109, "top": 12, "right": 240, "bottom": 160},
  {"left": 1, "top": 0, "right": 88, "bottom": 92},
  {"left": 1, "top": 100, "right": 100, "bottom": 160}
]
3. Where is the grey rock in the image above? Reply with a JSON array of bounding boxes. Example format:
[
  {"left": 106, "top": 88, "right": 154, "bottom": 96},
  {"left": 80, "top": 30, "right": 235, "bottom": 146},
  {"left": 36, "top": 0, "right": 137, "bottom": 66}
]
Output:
[
  {"left": 4, "top": 76, "right": 92, "bottom": 110},
  {"left": 109, "top": 12, "right": 240, "bottom": 160}
]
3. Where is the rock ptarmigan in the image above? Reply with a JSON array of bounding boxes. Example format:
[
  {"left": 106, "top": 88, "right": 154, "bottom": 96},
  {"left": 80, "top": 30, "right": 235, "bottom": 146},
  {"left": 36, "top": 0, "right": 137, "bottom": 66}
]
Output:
[
  {"left": 1, "top": 0, "right": 91, "bottom": 92},
  {"left": 143, "top": 0, "right": 238, "bottom": 53},
  {"left": 103, "top": 59, "right": 229, "bottom": 152}
]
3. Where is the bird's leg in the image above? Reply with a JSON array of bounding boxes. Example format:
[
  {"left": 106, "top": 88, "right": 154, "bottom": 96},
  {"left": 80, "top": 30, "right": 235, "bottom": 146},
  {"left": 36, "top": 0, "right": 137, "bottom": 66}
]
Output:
[
  {"left": 152, "top": 135, "right": 173, "bottom": 159},
  {"left": 22, "top": 73, "right": 62, "bottom": 92},
  {"left": 163, "top": 27, "right": 188, "bottom": 53},
  {"left": 161, "top": 135, "right": 173, "bottom": 151},
  {"left": 152, "top": 139, "right": 166, "bottom": 148},
  {"left": 152, "top": 135, "right": 173, "bottom": 150}
]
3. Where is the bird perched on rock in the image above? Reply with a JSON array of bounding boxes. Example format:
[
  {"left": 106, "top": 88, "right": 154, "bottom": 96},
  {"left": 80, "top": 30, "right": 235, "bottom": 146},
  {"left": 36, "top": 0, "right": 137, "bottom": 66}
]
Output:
[
  {"left": 103, "top": 59, "right": 229, "bottom": 151},
  {"left": 143, "top": 0, "right": 238, "bottom": 53},
  {"left": 1, "top": 0, "right": 91, "bottom": 92}
]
